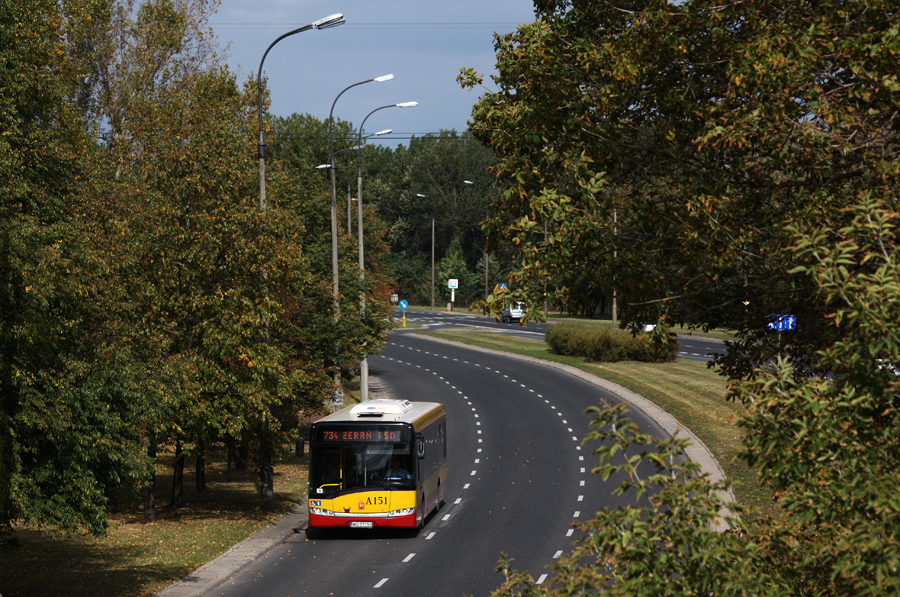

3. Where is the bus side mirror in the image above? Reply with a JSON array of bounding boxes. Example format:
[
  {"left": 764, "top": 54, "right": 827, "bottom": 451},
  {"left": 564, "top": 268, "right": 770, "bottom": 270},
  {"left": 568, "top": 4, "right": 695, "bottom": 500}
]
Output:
[
  {"left": 416, "top": 438, "right": 425, "bottom": 459},
  {"left": 295, "top": 437, "right": 305, "bottom": 457}
]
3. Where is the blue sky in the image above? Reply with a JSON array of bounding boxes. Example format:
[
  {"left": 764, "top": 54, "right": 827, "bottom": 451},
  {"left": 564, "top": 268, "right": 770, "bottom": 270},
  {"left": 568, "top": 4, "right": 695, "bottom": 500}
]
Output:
[{"left": 209, "top": 0, "right": 538, "bottom": 147}]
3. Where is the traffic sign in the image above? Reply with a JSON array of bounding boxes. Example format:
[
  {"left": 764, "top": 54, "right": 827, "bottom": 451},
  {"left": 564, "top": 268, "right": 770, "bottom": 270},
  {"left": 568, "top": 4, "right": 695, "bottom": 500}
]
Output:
[
  {"left": 499, "top": 283, "right": 507, "bottom": 289},
  {"left": 399, "top": 300, "right": 408, "bottom": 310},
  {"left": 767, "top": 314, "right": 796, "bottom": 331},
  {"left": 448, "top": 279, "right": 458, "bottom": 289}
]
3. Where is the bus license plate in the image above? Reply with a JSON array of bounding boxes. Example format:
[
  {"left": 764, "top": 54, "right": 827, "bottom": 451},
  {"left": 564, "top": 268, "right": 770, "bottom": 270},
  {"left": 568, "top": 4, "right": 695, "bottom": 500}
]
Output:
[{"left": 350, "top": 521, "right": 373, "bottom": 529}]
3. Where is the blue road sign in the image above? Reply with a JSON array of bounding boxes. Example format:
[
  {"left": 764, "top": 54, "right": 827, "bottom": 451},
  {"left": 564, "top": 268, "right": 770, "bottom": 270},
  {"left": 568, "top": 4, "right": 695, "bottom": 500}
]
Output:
[
  {"left": 399, "top": 300, "right": 408, "bottom": 310},
  {"left": 767, "top": 314, "right": 796, "bottom": 331},
  {"left": 499, "top": 283, "right": 507, "bottom": 289}
]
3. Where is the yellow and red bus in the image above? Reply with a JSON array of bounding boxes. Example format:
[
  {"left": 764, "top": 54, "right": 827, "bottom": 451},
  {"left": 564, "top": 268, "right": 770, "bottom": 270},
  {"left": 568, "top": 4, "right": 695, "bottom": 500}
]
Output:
[{"left": 307, "top": 399, "right": 447, "bottom": 530}]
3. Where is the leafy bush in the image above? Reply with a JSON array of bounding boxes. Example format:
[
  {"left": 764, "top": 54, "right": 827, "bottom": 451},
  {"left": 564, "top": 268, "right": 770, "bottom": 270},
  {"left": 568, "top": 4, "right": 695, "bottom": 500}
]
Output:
[{"left": 546, "top": 323, "right": 679, "bottom": 363}]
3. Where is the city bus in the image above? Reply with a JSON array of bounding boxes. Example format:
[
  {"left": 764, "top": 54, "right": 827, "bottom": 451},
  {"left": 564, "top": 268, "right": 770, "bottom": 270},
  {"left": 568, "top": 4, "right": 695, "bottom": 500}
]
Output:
[{"left": 307, "top": 399, "right": 447, "bottom": 530}]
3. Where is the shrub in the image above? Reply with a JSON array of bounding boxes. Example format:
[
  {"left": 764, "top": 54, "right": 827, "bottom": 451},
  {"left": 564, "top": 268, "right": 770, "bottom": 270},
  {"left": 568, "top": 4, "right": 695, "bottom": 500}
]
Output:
[{"left": 545, "top": 322, "right": 679, "bottom": 363}]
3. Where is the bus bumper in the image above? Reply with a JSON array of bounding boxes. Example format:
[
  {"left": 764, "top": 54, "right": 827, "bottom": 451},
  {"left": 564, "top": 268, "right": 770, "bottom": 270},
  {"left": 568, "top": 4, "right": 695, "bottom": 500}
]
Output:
[{"left": 308, "top": 510, "right": 417, "bottom": 528}]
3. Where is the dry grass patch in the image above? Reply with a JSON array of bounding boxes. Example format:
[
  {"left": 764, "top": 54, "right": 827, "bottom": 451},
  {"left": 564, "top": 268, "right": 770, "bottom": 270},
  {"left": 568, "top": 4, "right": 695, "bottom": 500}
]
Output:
[{"left": 0, "top": 447, "right": 309, "bottom": 597}]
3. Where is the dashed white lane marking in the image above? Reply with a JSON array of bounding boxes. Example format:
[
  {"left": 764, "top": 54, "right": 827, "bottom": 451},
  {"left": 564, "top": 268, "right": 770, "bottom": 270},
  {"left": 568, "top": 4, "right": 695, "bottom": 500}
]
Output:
[
  {"left": 403, "top": 553, "right": 416, "bottom": 563},
  {"left": 374, "top": 578, "right": 389, "bottom": 588},
  {"left": 393, "top": 341, "right": 590, "bottom": 562},
  {"left": 536, "top": 574, "right": 548, "bottom": 584},
  {"left": 426, "top": 532, "right": 436, "bottom": 540}
]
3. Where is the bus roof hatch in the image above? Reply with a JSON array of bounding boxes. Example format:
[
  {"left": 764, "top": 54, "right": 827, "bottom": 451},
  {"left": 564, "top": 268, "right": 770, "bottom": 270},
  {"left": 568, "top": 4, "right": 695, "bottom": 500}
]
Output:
[{"left": 349, "top": 399, "right": 414, "bottom": 417}]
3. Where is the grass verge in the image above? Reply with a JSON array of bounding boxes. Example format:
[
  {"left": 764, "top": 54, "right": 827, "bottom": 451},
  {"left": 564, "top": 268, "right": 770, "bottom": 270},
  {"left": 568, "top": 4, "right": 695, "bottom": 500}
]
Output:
[
  {"left": 0, "top": 446, "right": 309, "bottom": 597},
  {"left": 421, "top": 329, "right": 774, "bottom": 520}
]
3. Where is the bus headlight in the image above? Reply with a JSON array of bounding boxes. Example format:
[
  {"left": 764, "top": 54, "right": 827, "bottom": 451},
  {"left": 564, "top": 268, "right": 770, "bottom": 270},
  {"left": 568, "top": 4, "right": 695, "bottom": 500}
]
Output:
[
  {"left": 310, "top": 507, "right": 333, "bottom": 516},
  {"left": 391, "top": 507, "right": 415, "bottom": 517}
]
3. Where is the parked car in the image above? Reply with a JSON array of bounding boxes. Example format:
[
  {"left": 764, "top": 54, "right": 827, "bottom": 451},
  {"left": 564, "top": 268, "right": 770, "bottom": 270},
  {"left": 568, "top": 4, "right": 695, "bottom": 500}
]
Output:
[{"left": 501, "top": 302, "right": 524, "bottom": 323}]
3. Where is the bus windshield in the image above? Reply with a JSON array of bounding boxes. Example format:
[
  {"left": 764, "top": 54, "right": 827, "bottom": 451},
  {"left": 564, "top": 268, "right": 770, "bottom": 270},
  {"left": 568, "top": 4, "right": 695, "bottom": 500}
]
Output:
[{"left": 310, "top": 443, "right": 414, "bottom": 497}]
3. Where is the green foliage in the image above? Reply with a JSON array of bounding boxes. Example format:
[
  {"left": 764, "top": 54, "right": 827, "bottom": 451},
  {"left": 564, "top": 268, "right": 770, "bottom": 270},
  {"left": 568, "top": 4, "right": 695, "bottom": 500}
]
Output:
[
  {"left": 545, "top": 322, "right": 679, "bottom": 363},
  {"left": 1, "top": 0, "right": 148, "bottom": 536},
  {"left": 1, "top": 0, "right": 395, "bottom": 535},
  {"left": 464, "top": 0, "right": 900, "bottom": 378},
  {"left": 436, "top": 237, "right": 482, "bottom": 301},
  {"left": 730, "top": 199, "right": 900, "bottom": 596},
  {"left": 470, "top": 2, "right": 900, "bottom": 596},
  {"left": 362, "top": 130, "right": 500, "bottom": 298}
]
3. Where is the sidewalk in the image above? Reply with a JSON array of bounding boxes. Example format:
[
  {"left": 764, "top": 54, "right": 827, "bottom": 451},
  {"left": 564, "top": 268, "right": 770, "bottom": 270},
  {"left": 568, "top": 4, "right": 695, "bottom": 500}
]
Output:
[{"left": 156, "top": 341, "right": 732, "bottom": 595}]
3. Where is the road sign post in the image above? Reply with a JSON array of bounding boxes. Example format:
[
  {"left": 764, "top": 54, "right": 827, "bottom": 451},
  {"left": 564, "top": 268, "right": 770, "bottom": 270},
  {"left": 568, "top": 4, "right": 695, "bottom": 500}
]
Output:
[
  {"left": 399, "top": 299, "right": 408, "bottom": 327},
  {"left": 448, "top": 279, "right": 458, "bottom": 312}
]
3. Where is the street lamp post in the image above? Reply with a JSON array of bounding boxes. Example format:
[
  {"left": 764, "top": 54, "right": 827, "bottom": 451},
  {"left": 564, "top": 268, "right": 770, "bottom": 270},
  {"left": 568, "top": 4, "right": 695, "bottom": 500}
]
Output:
[
  {"left": 416, "top": 193, "right": 435, "bottom": 310},
  {"left": 325, "top": 74, "right": 393, "bottom": 408},
  {"left": 354, "top": 103, "right": 416, "bottom": 401},
  {"left": 253, "top": 12, "right": 344, "bottom": 511},
  {"left": 463, "top": 179, "right": 491, "bottom": 301},
  {"left": 257, "top": 13, "right": 344, "bottom": 216}
]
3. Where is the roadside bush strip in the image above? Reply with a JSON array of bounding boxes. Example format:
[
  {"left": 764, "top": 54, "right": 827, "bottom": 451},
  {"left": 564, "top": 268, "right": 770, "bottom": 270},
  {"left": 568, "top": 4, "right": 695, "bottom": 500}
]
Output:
[
  {"left": 413, "top": 332, "right": 736, "bottom": 530},
  {"left": 546, "top": 322, "right": 679, "bottom": 363}
]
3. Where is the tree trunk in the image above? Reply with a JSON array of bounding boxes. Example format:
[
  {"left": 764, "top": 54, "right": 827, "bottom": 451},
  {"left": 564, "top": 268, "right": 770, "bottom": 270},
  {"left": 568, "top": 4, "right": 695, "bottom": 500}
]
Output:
[
  {"left": 236, "top": 435, "right": 249, "bottom": 471},
  {"left": 195, "top": 447, "right": 206, "bottom": 493},
  {"left": 258, "top": 424, "right": 274, "bottom": 511},
  {"left": 170, "top": 436, "right": 184, "bottom": 508},
  {"left": 144, "top": 440, "right": 156, "bottom": 521}
]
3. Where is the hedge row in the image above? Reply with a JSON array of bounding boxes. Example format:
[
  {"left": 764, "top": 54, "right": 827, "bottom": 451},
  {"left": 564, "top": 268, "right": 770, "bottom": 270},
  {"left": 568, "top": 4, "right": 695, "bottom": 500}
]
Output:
[{"left": 545, "top": 322, "right": 680, "bottom": 363}]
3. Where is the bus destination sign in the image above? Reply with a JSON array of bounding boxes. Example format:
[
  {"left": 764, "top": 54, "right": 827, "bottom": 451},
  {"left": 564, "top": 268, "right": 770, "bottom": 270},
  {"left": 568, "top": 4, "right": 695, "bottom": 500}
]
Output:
[{"left": 314, "top": 425, "right": 410, "bottom": 444}]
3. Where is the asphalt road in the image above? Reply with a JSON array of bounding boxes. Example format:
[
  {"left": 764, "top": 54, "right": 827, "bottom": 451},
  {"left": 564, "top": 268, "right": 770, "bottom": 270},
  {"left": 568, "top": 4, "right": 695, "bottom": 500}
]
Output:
[
  {"left": 210, "top": 331, "right": 665, "bottom": 597},
  {"left": 395, "top": 308, "right": 727, "bottom": 363}
]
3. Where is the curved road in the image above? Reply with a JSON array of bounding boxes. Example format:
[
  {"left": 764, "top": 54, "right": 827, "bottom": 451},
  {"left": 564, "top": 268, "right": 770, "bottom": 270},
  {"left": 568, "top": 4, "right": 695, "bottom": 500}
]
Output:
[
  {"left": 396, "top": 308, "right": 727, "bottom": 363},
  {"left": 211, "top": 331, "right": 666, "bottom": 597}
]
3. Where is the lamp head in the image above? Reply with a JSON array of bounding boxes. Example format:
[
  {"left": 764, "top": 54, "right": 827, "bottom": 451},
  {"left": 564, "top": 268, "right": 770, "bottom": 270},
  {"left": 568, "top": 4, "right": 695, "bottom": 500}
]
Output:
[
  {"left": 374, "top": 74, "right": 395, "bottom": 83},
  {"left": 416, "top": 193, "right": 427, "bottom": 198},
  {"left": 464, "top": 180, "right": 475, "bottom": 184},
  {"left": 315, "top": 164, "right": 331, "bottom": 170},
  {"left": 396, "top": 101, "right": 418, "bottom": 108},
  {"left": 312, "top": 13, "right": 345, "bottom": 29},
  {"left": 375, "top": 129, "right": 392, "bottom": 136}
]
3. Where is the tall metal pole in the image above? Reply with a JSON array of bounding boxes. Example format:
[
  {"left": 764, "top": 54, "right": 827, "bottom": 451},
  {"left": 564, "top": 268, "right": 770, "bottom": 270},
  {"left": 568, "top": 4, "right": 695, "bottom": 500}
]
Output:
[
  {"left": 431, "top": 216, "right": 435, "bottom": 311},
  {"left": 325, "top": 74, "right": 393, "bottom": 409},
  {"left": 464, "top": 179, "right": 492, "bottom": 301},
  {"left": 254, "top": 12, "right": 344, "bottom": 509},
  {"left": 612, "top": 204, "right": 618, "bottom": 325}
]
